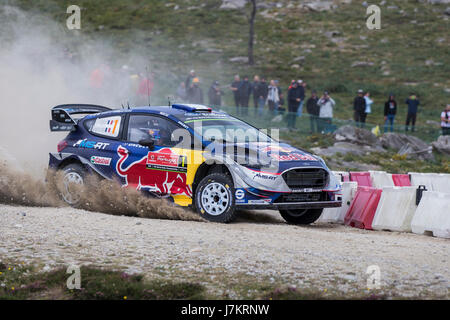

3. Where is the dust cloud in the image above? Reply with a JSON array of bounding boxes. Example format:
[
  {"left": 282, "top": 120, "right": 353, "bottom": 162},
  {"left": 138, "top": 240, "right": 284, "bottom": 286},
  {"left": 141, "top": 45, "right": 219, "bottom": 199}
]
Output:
[{"left": 0, "top": 5, "right": 203, "bottom": 221}]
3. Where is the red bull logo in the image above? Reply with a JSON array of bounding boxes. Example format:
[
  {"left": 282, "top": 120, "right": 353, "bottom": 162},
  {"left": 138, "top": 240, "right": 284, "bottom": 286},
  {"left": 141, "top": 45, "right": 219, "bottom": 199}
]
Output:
[
  {"left": 116, "top": 146, "right": 192, "bottom": 196},
  {"left": 260, "top": 145, "right": 294, "bottom": 154}
]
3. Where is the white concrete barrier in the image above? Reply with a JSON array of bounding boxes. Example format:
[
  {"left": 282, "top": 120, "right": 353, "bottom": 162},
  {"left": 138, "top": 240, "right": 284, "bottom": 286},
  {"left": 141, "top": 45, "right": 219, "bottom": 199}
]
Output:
[
  {"left": 318, "top": 182, "right": 358, "bottom": 223},
  {"left": 370, "top": 171, "right": 394, "bottom": 188},
  {"left": 372, "top": 187, "right": 417, "bottom": 232},
  {"left": 431, "top": 174, "right": 450, "bottom": 193},
  {"left": 332, "top": 171, "right": 349, "bottom": 182},
  {"left": 411, "top": 191, "right": 450, "bottom": 238},
  {"left": 409, "top": 172, "right": 435, "bottom": 191}
]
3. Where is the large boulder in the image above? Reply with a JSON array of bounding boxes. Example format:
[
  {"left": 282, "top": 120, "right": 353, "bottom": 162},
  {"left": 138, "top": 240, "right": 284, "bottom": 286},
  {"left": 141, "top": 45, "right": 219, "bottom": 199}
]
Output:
[
  {"left": 379, "top": 133, "right": 434, "bottom": 160},
  {"left": 311, "top": 142, "right": 386, "bottom": 157},
  {"left": 219, "top": 0, "right": 247, "bottom": 9},
  {"left": 432, "top": 135, "right": 450, "bottom": 155},
  {"left": 334, "top": 125, "right": 381, "bottom": 148}
]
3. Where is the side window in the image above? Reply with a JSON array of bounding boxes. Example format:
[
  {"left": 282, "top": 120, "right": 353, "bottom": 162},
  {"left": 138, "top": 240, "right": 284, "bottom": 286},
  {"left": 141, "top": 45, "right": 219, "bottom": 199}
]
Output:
[
  {"left": 127, "top": 115, "right": 182, "bottom": 147},
  {"left": 86, "top": 116, "right": 122, "bottom": 138}
]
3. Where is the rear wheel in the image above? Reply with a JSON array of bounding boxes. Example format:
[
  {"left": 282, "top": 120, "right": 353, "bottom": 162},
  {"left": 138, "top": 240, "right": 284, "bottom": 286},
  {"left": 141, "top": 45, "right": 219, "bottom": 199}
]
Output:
[
  {"left": 279, "top": 208, "right": 323, "bottom": 225},
  {"left": 194, "top": 173, "right": 237, "bottom": 223},
  {"left": 59, "top": 163, "right": 85, "bottom": 206}
]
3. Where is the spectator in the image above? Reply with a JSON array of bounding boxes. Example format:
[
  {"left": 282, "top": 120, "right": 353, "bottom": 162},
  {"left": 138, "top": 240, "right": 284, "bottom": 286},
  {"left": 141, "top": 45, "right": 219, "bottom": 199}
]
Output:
[
  {"left": 287, "top": 81, "right": 301, "bottom": 129},
  {"left": 275, "top": 80, "right": 284, "bottom": 113},
  {"left": 383, "top": 94, "right": 397, "bottom": 132},
  {"left": 267, "top": 80, "right": 280, "bottom": 115},
  {"left": 405, "top": 93, "right": 420, "bottom": 132},
  {"left": 176, "top": 82, "right": 187, "bottom": 101},
  {"left": 252, "top": 75, "right": 260, "bottom": 115},
  {"left": 441, "top": 104, "right": 450, "bottom": 136},
  {"left": 187, "top": 77, "right": 203, "bottom": 104},
  {"left": 256, "top": 77, "right": 268, "bottom": 116},
  {"left": 238, "top": 76, "right": 252, "bottom": 116},
  {"left": 208, "top": 81, "right": 223, "bottom": 106},
  {"left": 230, "top": 75, "right": 241, "bottom": 109},
  {"left": 318, "top": 91, "right": 335, "bottom": 133},
  {"left": 296, "top": 80, "right": 305, "bottom": 117},
  {"left": 364, "top": 91, "right": 373, "bottom": 124},
  {"left": 353, "top": 89, "right": 366, "bottom": 127},
  {"left": 306, "top": 90, "right": 320, "bottom": 134},
  {"left": 137, "top": 72, "right": 154, "bottom": 106},
  {"left": 185, "top": 69, "right": 196, "bottom": 89}
]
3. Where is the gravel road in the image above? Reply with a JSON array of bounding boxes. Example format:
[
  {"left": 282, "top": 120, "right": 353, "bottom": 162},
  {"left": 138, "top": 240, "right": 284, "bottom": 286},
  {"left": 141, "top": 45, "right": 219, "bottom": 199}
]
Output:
[{"left": 1, "top": 204, "right": 448, "bottom": 298}]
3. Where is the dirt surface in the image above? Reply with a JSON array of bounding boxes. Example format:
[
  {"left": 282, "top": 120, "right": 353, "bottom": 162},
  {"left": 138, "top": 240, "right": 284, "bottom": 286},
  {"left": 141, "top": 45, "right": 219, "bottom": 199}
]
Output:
[{"left": 0, "top": 204, "right": 448, "bottom": 298}]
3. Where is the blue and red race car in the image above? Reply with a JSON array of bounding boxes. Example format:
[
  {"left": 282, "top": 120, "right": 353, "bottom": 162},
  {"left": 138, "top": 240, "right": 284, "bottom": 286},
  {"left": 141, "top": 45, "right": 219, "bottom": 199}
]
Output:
[{"left": 49, "top": 103, "right": 342, "bottom": 223}]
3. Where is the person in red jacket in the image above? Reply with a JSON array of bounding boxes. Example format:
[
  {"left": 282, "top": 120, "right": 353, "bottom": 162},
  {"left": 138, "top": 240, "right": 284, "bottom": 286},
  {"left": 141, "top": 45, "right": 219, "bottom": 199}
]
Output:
[{"left": 137, "top": 72, "right": 154, "bottom": 105}]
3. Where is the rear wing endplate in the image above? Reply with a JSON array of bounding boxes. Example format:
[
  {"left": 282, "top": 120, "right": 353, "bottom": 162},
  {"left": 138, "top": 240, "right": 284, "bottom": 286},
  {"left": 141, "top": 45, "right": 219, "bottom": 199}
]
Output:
[{"left": 50, "top": 104, "right": 112, "bottom": 132}]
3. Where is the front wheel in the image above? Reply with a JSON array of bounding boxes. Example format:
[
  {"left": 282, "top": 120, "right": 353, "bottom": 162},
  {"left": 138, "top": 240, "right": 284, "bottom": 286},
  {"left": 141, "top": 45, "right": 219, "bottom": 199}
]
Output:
[
  {"left": 279, "top": 208, "right": 323, "bottom": 225},
  {"left": 194, "top": 173, "right": 237, "bottom": 223}
]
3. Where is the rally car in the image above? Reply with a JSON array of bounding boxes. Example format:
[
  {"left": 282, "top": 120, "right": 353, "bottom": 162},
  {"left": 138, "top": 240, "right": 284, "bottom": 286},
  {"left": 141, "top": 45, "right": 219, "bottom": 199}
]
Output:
[{"left": 49, "top": 103, "right": 342, "bottom": 224}]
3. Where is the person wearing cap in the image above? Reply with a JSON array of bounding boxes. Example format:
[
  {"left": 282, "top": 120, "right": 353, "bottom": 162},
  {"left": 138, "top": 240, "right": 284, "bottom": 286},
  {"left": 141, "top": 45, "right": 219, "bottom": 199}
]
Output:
[
  {"left": 440, "top": 104, "right": 450, "bottom": 136},
  {"left": 405, "top": 93, "right": 420, "bottom": 132},
  {"left": 208, "top": 80, "right": 223, "bottom": 106},
  {"left": 296, "top": 80, "right": 305, "bottom": 117},
  {"left": 353, "top": 89, "right": 367, "bottom": 128},
  {"left": 383, "top": 94, "right": 397, "bottom": 132},
  {"left": 187, "top": 77, "right": 203, "bottom": 104},
  {"left": 317, "top": 91, "right": 336, "bottom": 133},
  {"left": 306, "top": 90, "right": 320, "bottom": 133},
  {"left": 185, "top": 69, "right": 196, "bottom": 89},
  {"left": 287, "top": 81, "right": 301, "bottom": 129}
]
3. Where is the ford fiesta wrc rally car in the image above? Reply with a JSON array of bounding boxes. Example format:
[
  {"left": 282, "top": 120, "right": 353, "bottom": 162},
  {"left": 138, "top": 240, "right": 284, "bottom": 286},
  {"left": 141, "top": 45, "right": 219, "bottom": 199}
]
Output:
[{"left": 49, "top": 103, "right": 342, "bottom": 223}]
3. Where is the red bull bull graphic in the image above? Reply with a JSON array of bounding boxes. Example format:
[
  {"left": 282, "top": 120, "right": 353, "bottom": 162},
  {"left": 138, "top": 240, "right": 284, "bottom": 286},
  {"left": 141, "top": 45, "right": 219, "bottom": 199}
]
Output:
[
  {"left": 116, "top": 146, "right": 192, "bottom": 196},
  {"left": 259, "top": 145, "right": 318, "bottom": 162}
]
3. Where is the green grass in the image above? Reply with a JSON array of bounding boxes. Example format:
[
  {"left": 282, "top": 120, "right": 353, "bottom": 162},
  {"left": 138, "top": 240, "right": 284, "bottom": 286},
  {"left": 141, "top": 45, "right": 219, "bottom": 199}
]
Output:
[
  {"left": 0, "top": 261, "right": 205, "bottom": 300},
  {"left": 9, "top": 0, "right": 449, "bottom": 117}
]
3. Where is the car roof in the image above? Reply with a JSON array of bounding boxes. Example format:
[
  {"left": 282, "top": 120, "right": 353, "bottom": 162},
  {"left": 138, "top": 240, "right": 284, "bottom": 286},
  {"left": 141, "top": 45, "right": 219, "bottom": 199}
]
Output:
[{"left": 85, "top": 104, "right": 233, "bottom": 123}]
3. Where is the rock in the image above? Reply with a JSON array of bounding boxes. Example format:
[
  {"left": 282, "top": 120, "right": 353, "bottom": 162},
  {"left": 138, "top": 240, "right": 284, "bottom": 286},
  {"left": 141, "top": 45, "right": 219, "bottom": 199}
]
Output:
[
  {"left": 302, "top": 1, "right": 336, "bottom": 12},
  {"left": 427, "top": 0, "right": 450, "bottom": 4},
  {"left": 324, "top": 30, "right": 341, "bottom": 38},
  {"left": 311, "top": 142, "right": 385, "bottom": 157},
  {"left": 351, "top": 61, "right": 374, "bottom": 67},
  {"left": 425, "top": 120, "right": 441, "bottom": 128},
  {"left": 219, "top": 0, "right": 247, "bottom": 9},
  {"left": 445, "top": 7, "right": 450, "bottom": 15},
  {"left": 432, "top": 135, "right": 450, "bottom": 155},
  {"left": 379, "top": 133, "right": 434, "bottom": 160},
  {"left": 271, "top": 114, "right": 283, "bottom": 123},
  {"left": 291, "top": 64, "right": 300, "bottom": 69},
  {"left": 334, "top": 125, "right": 381, "bottom": 147},
  {"left": 229, "top": 56, "right": 249, "bottom": 63}
]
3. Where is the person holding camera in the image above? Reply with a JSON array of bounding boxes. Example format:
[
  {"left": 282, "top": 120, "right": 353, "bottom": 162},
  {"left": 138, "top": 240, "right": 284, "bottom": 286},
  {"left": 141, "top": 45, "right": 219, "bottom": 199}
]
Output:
[{"left": 317, "top": 91, "right": 335, "bottom": 134}]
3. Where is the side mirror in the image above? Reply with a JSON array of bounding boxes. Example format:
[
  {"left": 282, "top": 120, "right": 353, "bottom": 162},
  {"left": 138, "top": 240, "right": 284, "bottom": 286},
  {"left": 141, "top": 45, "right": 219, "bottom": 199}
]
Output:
[{"left": 138, "top": 138, "right": 155, "bottom": 150}]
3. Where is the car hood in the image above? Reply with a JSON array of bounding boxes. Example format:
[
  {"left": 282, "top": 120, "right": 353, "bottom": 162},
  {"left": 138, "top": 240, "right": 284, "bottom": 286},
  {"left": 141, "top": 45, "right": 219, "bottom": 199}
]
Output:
[{"left": 205, "top": 141, "right": 327, "bottom": 174}]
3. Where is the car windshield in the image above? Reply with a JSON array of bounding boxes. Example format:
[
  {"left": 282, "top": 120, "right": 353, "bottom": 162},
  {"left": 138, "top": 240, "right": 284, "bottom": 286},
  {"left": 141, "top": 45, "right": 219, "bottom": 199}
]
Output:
[{"left": 185, "top": 118, "right": 274, "bottom": 143}]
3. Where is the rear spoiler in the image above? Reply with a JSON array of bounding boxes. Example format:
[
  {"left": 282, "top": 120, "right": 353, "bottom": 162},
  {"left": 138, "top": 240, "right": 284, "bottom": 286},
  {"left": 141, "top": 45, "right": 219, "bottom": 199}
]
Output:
[{"left": 50, "top": 104, "right": 112, "bottom": 132}]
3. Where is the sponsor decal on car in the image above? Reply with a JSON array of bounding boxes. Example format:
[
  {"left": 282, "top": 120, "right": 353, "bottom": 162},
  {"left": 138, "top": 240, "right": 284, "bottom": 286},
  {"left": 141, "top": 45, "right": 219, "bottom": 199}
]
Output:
[
  {"left": 116, "top": 145, "right": 192, "bottom": 196},
  {"left": 252, "top": 172, "right": 278, "bottom": 181},
  {"left": 90, "top": 156, "right": 111, "bottom": 166},
  {"left": 146, "top": 150, "right": 188, "bottom": 173},
  {"left": 291, "top": 188, "right": 323, "bottom": 193},
  {"left": 73, "top": 139, "right": 110, "bottom": 150},
  {"left": 235, "top": 189, "right": 245, "bottom": 200},
  {"left": 247, "top": 199, "right": 271, "bottom": 204}
]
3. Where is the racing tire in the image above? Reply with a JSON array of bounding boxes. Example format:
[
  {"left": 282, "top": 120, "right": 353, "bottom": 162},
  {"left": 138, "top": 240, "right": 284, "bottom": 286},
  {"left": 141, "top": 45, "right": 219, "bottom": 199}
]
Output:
[
  {"left": 194, "top": 173, "right": 237, "bottom": 223},
  {"left": 59, "top": 163, "right": 86, "bottom": 206},
  {"left": 279, "top": 208, "right": 323, "bottom": 225}
]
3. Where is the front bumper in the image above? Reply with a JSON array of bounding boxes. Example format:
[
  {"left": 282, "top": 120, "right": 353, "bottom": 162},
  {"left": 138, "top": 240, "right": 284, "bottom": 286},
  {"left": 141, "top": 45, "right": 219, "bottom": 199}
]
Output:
[{"left": 235, "top": 200, "right": 342, "bottom": 210}]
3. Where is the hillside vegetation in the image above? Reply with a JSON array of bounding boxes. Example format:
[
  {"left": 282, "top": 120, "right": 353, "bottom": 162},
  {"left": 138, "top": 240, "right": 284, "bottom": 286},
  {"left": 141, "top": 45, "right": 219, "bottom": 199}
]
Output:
[{"left": 11, "top": 0, "right": 450, "bottom": 123}]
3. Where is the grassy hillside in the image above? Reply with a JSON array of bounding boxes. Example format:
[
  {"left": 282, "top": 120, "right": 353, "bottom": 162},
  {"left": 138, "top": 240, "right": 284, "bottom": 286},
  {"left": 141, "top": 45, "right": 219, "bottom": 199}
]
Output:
[{"left": 11, "top": 0, "right": 449, "bottom": 123}]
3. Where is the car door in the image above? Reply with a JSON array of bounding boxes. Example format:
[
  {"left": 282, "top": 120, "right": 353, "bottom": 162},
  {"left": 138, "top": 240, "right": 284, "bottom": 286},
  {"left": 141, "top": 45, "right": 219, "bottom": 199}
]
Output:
[
  {"left": 82, "top": 114, "right": 125, "bottom": 179},
  {"left": 115, "top": 114, "right": 190, "bottom": 195}
]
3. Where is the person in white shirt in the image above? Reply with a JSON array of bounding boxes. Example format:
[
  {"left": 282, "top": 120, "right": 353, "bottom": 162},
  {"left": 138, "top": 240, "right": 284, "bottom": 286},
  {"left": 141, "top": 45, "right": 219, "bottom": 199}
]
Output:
[
  {"left": 317, "top": 91, "right": 336, "bottom": 133},
  {"left": 441, "top": 104, "right": 450, "bottom": 136},
  {"left": 364, "top": 92, "right": 373, "bottom": 124}
]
